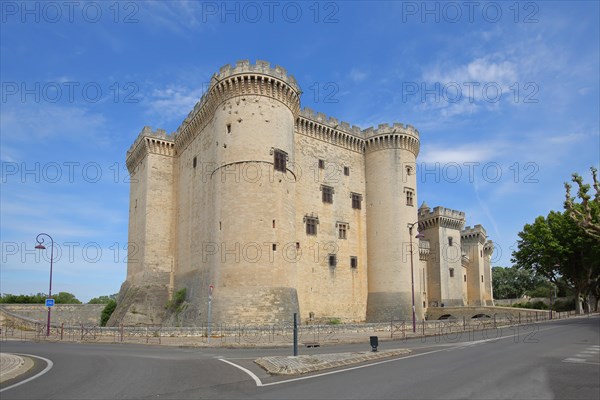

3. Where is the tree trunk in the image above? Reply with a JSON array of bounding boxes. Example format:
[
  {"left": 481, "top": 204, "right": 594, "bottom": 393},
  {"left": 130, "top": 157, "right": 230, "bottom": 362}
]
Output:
[{"left": 575, "top": 289, "right": 583, "bottom": 314}]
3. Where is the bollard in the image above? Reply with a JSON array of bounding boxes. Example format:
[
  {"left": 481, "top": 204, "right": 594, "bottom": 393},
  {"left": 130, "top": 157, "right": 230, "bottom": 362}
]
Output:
[
  {"left": 293, "top": 313, "right": 298, "bottom": 356},
  {"left": 370, "top": 336, "right": 379, "bottom": 352}
]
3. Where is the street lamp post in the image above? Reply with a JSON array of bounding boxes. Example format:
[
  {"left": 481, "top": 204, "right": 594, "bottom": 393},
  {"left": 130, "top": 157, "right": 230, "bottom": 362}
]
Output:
[
  {"left": 407, "top": 222, "right": 425, "bottom": 333},
  {"left": 35, "top": 233, "right": 54, "bottom": 336}
]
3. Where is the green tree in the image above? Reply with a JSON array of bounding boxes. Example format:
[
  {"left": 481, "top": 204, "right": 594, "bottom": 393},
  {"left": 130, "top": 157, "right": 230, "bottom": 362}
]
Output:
[
  {"left": 88, "top": 294, "right": 117, "bottom": 304},
  {"left": 512, "top": 211, "right": 600, "bottom": 314},
  {"left": 100, "top": 300, "right": 117, "bottom": 326},
  {"left": 564, "top": 166, "right": 600, "bottom": 240},
  {"left": 492, "top": 266, "right": 541, "bottom": 299},
  {"left": 52, "top": 292, "right": 82, "bottom": 304}
]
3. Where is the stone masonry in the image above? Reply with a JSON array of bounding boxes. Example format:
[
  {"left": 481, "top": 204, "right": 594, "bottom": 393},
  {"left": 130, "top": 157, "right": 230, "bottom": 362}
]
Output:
[{"left": 110, "top": 60, "right": 494, "bottom": 327}]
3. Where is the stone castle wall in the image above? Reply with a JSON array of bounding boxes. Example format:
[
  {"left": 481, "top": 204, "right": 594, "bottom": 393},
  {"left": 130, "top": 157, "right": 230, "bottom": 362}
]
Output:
[{"left": 115, "top": 60, "right": 493, "bottom": 326}]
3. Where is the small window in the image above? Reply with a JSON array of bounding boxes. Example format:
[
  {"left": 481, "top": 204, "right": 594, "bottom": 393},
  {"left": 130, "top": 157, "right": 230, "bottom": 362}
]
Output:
[
  {"left": 321, "top": 185, "right": 334, "bottom": 203},
  {"left": 406, "top": 189, "right": 414, "bottom": 206},
  {"left": 350, "top": 256, "right": 358, "bottom": 269},
  {"left": 296, "top": 242, "right": 300, "bottom": 249},
  {"left": 272, "top": 244, "right": 277, "bottom": 251},
  {"left": 448, "top": 237, "right": 453, "bottom": 246},
  {"left": 344, "top": 166, "right": 350, "bottom": 176},
  {"left": 328, "top": 254, "right": 337, "bottom": 267},
  {"left": 193, "top": 156, "right": 197, "bottom": 169},
  {"left": 273, "top": 149, "right": 287, "bottom": 172},
  {"left": 272, "top": 220, "right": 276, "bottom": 228},
  {"left": 449, "top": 268, "right": 455, "bottom": 278},
  {"left": 337, "top": 222, "right": 348, "bottom": 239},
  {"left": 226, "top": 123, "right": 231, "bottom": 133},
  {"left": 319, "top": 159, "right": 325, "bottom": 169},
  {"left": 406, "top": 165, "right": 413, "bottom": 176},
  {"left": 351, "top": 193, "right": 362, "bottom": 210},
  {"left": 481, "top": 250, "right": 483, "bottom": 257},
  {"left": 305, "top": 216, "right": 318, "bottom": 235},
  {"left": 481, "top": 275, "right": 484, "bottom": 283},
  {"left": 464, "top": 275, "right": 467, "bottom": 282}
]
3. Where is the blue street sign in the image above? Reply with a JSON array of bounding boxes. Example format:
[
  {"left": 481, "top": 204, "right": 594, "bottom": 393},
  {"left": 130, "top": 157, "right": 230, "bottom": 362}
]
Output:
[{"left": 45, "top": 299, "right": 54, "bottom": 307}]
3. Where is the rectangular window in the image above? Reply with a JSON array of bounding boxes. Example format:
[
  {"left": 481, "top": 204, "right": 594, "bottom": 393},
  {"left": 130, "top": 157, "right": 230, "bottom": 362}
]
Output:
[
  {"left": 273, "top": 149, "right": 287, "bottom": 172},
  {"left": 351, "top": 193, "right": 362, "bottom": 210},
  {"left": 305, "top": 216, "right": 318, "bottom": 235},
  {"left": 449, "top": 268, "right": 455, "bottom": 278},
  {"left": 337, "top": 222, "right": 348, "bottom": 239},
  {"left": 226, "top": 123, "right": 231, "bottom": 134},
  {"left": 405, "top": 189, "right": 414, "bottom": 206},
  {"left": 328, "top": 254, "right": 337, "bottom": 267},
  {"left": 464, "top": 275, "right": 467, "bottom": 282},
  {"left": 350, "top": 256, "right": 358, "bottom": 269},
  {"left": 319, "top": 159, "right": 325, "bottom": 169},
  {"left": 193, "top": 156, "right": 197, "bottom": 169},
  {"left": 344, "top": 166, "right": 350, "bottom": 176},
  {"left": 322, "top": 185, "right": 334, "bottom": 203},
  {"left": 272, "top": 244, "right": 277, "bottom": 251},
  {"left": 481, "top": 275, "right": 484, "bottom": 283},
  {"left": 448, "top": 237, "right": 453, "bottom": 246}
]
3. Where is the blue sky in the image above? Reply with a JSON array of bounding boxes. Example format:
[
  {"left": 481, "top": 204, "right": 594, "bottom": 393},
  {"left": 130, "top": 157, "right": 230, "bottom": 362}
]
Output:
[{"left": 1, "top": 1, "right": 598, "bottom": 302}]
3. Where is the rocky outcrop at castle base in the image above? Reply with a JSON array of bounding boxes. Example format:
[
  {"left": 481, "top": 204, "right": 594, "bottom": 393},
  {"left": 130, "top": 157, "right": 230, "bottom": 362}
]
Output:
[{"left": 107, "top": 280, "right": 169, "bottom": 326}]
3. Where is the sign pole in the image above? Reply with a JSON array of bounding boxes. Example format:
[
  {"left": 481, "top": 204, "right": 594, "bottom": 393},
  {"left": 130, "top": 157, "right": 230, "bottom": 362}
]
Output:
[{"left": 207, "top": 285, "right": 213, "bottom": 343}]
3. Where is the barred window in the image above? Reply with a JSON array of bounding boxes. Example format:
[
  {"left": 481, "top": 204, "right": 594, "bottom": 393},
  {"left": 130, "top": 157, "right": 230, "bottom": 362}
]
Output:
[
  {"left": 406, "top": 189, "right": 414, "bottom": 206},
  {"left": 322, "top": 185, "right": 334, "bottom": 203},
  {"left": 305, "top": 216, "right": 318, "bottom": 235},
  {"left": 328, "top": 254, "right": 337, "bottom": 267},
  {"left": 351, "top": 193, "right": 362, "bottom": 210},
  {"left": 337, "top": 222, "right": 348, "bottom": 239},
  {"left": 273, "top": 149, "right": 287, "bottom": 172}
]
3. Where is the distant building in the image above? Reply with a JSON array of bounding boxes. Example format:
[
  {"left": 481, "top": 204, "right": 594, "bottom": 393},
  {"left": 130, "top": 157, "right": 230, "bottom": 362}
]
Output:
[{"left": 110, "top": 60, "right": 494, "bottom": 326}]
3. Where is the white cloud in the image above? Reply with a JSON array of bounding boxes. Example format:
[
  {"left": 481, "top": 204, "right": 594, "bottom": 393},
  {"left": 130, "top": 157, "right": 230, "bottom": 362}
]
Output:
[
  {"left": 144, "top": 84, "right": 206, "bottom": 124},
  {"left": 349, "top": 69, "right": 368, "bottom": 83},
  {"left": 420, "top": 143, "right": 499, "bottom": 164}
]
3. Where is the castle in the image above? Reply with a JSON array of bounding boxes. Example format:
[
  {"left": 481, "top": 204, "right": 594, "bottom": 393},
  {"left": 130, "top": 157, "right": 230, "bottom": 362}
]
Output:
[{"left": 109, "top": 60, "right": 494, "bottom": 326}]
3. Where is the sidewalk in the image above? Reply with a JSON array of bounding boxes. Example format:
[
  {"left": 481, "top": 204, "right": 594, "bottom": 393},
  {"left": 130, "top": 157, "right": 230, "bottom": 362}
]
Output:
[
  {"left": 0, "top": 353, "right": 34, "bottom": 384},
  {"left": 255, "top": 348, "right": 411, "bottom": 375}
]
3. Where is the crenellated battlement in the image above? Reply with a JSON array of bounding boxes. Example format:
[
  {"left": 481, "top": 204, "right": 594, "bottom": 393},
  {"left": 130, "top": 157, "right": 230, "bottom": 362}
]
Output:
[
  {"left": 461, "top": 224, "right": 488, "bottom": 243},
  {"left": 175, "top": 60, "right": 302, "bottom": 154},
  {"left": 299, "top": 107, "right": 363, "bottom": 136},
  {"left": 126, "top": 126, "right": 175, "bottom": 172},
  {"left": 419, "top": 206, "right": 465, "bottom": 231},
  {"left": 213, "top": 59, "right": 300, "bottom": 92},
  {"left": 363, "top": 122, "right": 419, "bottom": 139}
]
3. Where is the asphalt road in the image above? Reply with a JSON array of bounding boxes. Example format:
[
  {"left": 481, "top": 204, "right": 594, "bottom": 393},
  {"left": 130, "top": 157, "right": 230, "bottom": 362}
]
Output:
[{"left": 1, "top": 316, "right": 598, "bottom": 399}]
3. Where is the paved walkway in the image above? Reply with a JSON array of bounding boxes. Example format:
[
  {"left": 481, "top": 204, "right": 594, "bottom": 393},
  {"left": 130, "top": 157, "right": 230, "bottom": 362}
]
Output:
[
  {"left": 0, "top": 353, "right": 34, "bottom": 384},
  {"left": 255, "top": 348, "right": 411, "bottom": 375}
]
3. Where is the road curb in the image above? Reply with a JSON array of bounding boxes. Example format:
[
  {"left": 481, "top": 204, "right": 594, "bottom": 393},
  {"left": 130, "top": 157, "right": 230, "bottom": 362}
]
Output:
[
  {"left": 0, "top": 353, "right": 34, "bottom": 384},
  {"left": 255, "top": 348, "right": 411, "bottom": 375}
]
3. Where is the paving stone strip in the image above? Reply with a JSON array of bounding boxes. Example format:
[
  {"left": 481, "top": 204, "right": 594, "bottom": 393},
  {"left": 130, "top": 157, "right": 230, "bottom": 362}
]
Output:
[
  {"left": 0, "top": 353, "right": 34, "bottom": 384},
  {"left": 255, "top": 348, "right": 411, "bottom": 375}
]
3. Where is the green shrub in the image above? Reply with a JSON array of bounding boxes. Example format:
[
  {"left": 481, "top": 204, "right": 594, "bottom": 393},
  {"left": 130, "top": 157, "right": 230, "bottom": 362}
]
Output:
[
  {"left": 512, "top": 301, "right": 548, "bottom": 310},
  {"left": 100, "top": 300, "right": 117, "bottom": 326},
  {"left": 327, "top": 317, "right": 342, "bottom": 325},
  {"left": 166, "top": 288, "right": 187, "bottom": 314},
  {"left": 552, "top": 298, "right": 576, "bottom": 312}
]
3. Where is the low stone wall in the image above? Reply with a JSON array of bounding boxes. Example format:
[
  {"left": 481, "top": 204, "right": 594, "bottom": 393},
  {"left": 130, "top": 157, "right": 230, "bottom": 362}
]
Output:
[
  {"left": 426, "top": 306, "right": 553, "bottom": 320},
  {"left": 0, "top": 304, "right": 104, "bottom": 325}
]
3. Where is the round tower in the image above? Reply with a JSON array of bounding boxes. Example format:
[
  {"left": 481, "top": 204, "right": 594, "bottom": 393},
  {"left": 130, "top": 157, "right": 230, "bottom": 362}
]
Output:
[
  {"left": 364, "top": 123, "right": 422, "bottom": 322},
  {"left": 205, "top": 60, "right": 301, "bottom": 324}
]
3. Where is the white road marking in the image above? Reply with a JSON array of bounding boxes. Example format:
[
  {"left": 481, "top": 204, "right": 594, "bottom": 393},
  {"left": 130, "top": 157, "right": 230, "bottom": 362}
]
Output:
[
  {"left": 220, "top": 359, "right": 264, "bottom": 387},
  {"left": 220, "top": 325, "right": 563, "bottom": 387},
  {"left": 0, "top": 354, "right": 53, "bottom": 393}
]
